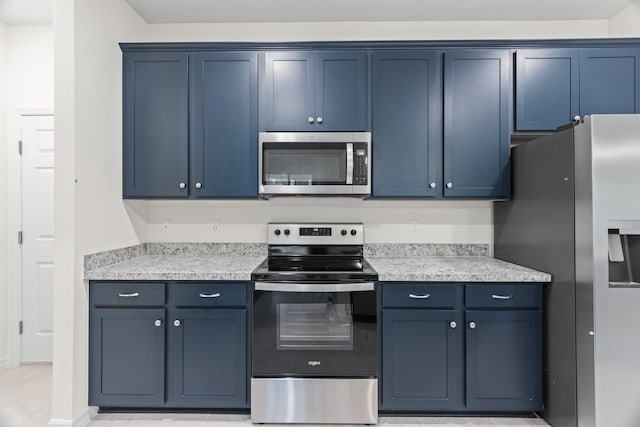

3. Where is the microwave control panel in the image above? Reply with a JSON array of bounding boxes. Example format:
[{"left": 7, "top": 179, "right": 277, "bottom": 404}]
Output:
[{"left": 354, "top": 143, "right": 368, "bottom": 185}]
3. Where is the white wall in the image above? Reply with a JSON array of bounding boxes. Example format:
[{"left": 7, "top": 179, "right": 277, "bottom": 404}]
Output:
[
  {"left": 0, "top": 21, "right": 7, "bottom": 366},
  {"left": 609, "top": 0, "right": 640, "bottom": 36},
  {"left": 0, "top": 25, "right": 53, "bottom": 366},
  {"left": 52, "top": 0, "right": 145, "bottom": 424}
]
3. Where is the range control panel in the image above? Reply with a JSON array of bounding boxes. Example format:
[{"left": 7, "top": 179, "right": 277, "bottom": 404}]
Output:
[{"left": 268, "top": 223, "right": 364, "bottom": 245}]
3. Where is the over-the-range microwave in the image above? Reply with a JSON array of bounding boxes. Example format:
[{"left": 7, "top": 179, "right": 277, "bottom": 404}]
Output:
[{"left": 258, "top": 132, "right": 371, "bottom": 196}]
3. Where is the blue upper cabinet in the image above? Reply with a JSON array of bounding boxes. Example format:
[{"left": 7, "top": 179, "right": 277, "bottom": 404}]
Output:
[
  {"left": 123, "top": 52, "right": 189, "bottom": 198},
  {"left": 264, "top": 51, "right": 367, "bottom": 131},
  {"left": 515, "top": 49, "right": 580, "bottom": 131},
  {"left": 444, "top": 50, "right": 511, "bottom": 198},
  {"left": 191, "top": 52, "right": 258, "bottom": 198},
  {"left": 580, "top": 48, "right": 640, "bottom": 116},
  {"left": 372, "top": 51, "right": 442, "bottom": 197}
]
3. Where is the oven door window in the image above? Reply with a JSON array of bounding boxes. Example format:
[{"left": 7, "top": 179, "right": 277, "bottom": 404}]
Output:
[
  {"left": 277, "top": 302, "right": 353, "bottom": 351},
  {"left": 262, "top": 143, "right": 347, "bottom": 185},
  {"left": 252, "top": 290, "right": 377, "bottom": 378}
]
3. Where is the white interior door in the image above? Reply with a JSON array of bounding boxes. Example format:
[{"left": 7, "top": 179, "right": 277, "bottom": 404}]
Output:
[{"left": 21, "top": 115, "right": 54, "bottom": 363}]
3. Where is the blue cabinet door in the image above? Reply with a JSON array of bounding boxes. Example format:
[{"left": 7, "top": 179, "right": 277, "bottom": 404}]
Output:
[
  {"left": 191, "top": 52, "right": 258, "bottom": 198},
  {"left": 264, "top": 51, "right": 367, "bottom": 131},
  {"left": 89, "top": 308, "right": 166, "bottom": 407},
  {"left": 123, "top": 52, "right": 189, "bottom": 198},
  {"left": 381, "top": 309, "right": 464, "bottom": 411},
  {"left": 372, "top": 51, "right": 442, "bottom": 197},
  {"left": 167, "top": 308, "right": 247, "bottom": 408},
  {"left": 316, "top": 51, "right": 367, "bottom": 131},
  {"left": 465, "top": 310, "right": 542, "bottom": 411},
  {"left": 264, "top": 51, "right": 315, "bottom": 131},
  {"left": 444, "top": 50, "right": 511, "bottom": 198},
  {"left": 580, "top": 48, "right": 640, "bottom": 116},
  {"left": 515, "top": 49, "right": 580, "bottom": 130}
]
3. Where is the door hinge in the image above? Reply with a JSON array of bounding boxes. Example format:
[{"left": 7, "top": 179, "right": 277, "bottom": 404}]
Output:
[
  {"left": 19, "top": 321, "right": 23, "bottom": 335},
  {"left": 18, "top": 231, "right": 23, "bottom": 245},
  {"left": 18, "top": 140, "right": 22, "bottom": 155}
]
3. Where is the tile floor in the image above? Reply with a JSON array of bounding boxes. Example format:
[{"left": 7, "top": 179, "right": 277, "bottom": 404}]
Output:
[{"left": 0, "top": 365, "right": 550, "bottom": 427}]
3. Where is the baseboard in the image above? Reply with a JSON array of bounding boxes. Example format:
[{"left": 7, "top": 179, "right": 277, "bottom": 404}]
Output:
[
  {"left": 0, "top": 358, "right": 11, "bottom": 368},
  {"left": 48, "top": 406, "right": 94, "bottom": 427}
]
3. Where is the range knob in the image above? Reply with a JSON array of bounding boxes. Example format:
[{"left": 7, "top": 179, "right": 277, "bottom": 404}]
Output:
[
  {"left": 350, "top": 229, "right": 357, "bottom": 236},
  {"left": 341, "top": 229, "right": 347, "bottom": 236},
  {"left": 274, "top": 229, "right": 281, "bottom": 236},
  {"left": 284, "top": 229, "right": 291, "bottom": 236}
]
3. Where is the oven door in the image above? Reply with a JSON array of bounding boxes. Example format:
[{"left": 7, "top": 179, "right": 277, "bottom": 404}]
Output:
[{"left": 252, "top": 282, "right": 377, "bottom": 378}]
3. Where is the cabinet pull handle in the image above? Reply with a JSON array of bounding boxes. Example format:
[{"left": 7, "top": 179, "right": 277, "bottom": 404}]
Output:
[
  {"left": 195, "top": 182, "right": 202, "bottom": 189},
  {"left": 316, "top": 116, "right": 324, "bottom": 124},
  {"left": 174, "top": 320, "right": 181, "bottom": 327},
  {"left": 179, "top": 182, "right": 186, "bottom": 189},
  {"left": 308, "top": 116, "right": 315, "bottom": 124},
  {"left": 409, "top": 293, "right": 431, "bottom": 299},
  {"left": 199, "top": 292, "right": 221, "bottom": 298},
  {"left": 450, "top": 321, "right": 457, "bottom": 329},
  {"left": 491, "top": 294, "right": 513, "bottom": 300},
  {"left": 154, "top": 319, "right": 162, "bottom": 327},
  {"left": 429, "top": 182, "right": 437, "bottom": 189},
  {"left": 469, "top": 321, "right": 476, "bottom": 329},
  {"left": 446, "top": 182, "right": 453, "bottom": 189},
  {"left": 118, "top": 292, "right": 139, "bottom": 298}
]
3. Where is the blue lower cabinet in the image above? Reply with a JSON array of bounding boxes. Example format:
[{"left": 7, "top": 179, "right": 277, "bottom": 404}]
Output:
[
  {"left": 167, "top": 308, "right": 248, "bottom": 408},
  {"left": 382, "top": 309, "right": 464, "bottom": 410},
  {"left": 89, "top": 281, "right": 249, "bottom": 409},
  {"left": 89, "top": 308, "right": 166, "bottom": 407},
  {"left": 465, "top": 310, "right": 543, "bottom": 411}
]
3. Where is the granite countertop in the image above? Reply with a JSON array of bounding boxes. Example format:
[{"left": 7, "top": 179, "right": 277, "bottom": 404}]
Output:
[
  {"left": 84, "top": 243, "right": 550, "bottom": 283},
  {"left": 84, "top": 243, "right": 266, "bottom": 281},
  {"left": 367, "top": 256, "right": 551, "bottom": 282}
]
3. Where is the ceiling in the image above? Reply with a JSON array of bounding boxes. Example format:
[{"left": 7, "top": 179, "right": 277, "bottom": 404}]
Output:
[
  {"left": 0, "top": 0, "right": 52, "bottom": 24},
  {"left": 0, "top": 0, "right": 634, "bottom": 25},
  {"left": 125, "top": 0, "right": 634, "bottom": 24}
]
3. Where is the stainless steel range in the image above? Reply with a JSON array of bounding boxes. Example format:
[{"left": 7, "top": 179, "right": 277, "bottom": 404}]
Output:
[{"left": 251, "top": 223, "right": 378, "bottom": 425}]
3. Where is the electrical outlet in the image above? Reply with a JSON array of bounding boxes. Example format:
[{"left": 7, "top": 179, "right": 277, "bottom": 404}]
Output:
[{"left": 211, "top": 221, "right": 220, "bottom": 233}]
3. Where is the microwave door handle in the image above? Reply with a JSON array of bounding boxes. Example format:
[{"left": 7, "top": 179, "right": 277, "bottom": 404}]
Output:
[{"left": 346, "top": 143, "right": 354, "bottom": 185}]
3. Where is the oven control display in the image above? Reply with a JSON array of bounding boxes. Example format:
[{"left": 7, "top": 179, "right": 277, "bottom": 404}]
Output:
[{"left": 300, "top": 227, "right": 332, "bottom": 236}]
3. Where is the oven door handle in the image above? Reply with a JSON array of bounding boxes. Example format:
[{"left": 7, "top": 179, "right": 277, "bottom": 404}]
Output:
[{"left": 254, "top": 282, "right": 375, "bottom": 293}]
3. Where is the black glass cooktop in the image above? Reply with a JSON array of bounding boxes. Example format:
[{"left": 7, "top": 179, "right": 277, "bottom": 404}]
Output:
[{"left": 252, "top": 244, "right": 378, "bottom": 282}]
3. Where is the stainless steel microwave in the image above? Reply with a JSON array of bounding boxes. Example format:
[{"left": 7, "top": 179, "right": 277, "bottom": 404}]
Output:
[{"left": 258, "top": 132, "right": 371, "bottom": 196}]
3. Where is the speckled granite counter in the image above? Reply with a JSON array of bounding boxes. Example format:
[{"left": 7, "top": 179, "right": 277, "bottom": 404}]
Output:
[
  {"left": 84, "top": 242, "right": 550, "bottom": 283},
  {"left": 367, "top": 256, "right": 550, "bottom": 282},
  {"left": 84, "top": 243, "right": 266, "bottom": 281}
]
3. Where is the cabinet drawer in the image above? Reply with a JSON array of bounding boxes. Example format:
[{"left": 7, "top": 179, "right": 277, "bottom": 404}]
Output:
[
  {"left": 90, "top": 282, "right": 165, "bottom": 306},
  {"left": 382, "top": 283, "right": 459, "bottom": 308},
  {"left": 171, "top": 283, "right": 247, "bottom": 307},
  {"left": 465, "top": 284, "right": 542, "bottom": 309}
]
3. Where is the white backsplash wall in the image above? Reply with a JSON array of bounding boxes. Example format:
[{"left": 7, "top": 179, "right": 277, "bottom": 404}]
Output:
[{"left": 126, "top": 198, "right": 494, "bottom": 250}]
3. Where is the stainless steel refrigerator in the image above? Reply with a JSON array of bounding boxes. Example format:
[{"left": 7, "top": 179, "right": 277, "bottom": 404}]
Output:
[{"left": 494, "top": 115, "right": 640, "bottom": 427}]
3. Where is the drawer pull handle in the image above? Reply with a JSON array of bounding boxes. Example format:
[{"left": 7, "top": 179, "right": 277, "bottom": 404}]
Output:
[
  {"left": 491, "top": 294, "right": 513, "bottom": 300},
  {"left": 199, "top": 292, "right": 221, "bottom": 298},
  {"left": 409, "top": 293, "right": 431, "bottom": 299},
  {"left": 154, "top": 319, "right": 162, "bottom": 327},
  {"left": 118, "top": 292, "right": 139, "bottom": 298},
  {"left": 469, "top": 321, "right": 476, "bottom": 329}
]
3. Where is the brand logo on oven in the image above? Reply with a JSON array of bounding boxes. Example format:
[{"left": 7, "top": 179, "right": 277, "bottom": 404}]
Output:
[{"left": 307, "top": 360, "right": 321, "bottom": 366}]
